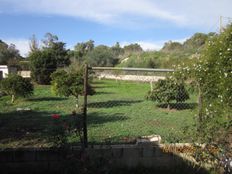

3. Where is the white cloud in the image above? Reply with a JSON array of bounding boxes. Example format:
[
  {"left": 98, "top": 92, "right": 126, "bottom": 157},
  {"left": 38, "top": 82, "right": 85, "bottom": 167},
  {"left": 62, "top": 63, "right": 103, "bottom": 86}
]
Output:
[
  {"left": 0, "top": 0, "right": 185, "bottom": 26},
  {"left": 121, "top": 41, "right": 163, "bottom": 51},
  {"left": 1, "top": 0, "right": 232, "bottom": 29},
  {"left": 156, "top": 0, "right": 232, "bottom": 30},
  {"left": 3, "top": 38, "right": 30, "bottom": 56}
]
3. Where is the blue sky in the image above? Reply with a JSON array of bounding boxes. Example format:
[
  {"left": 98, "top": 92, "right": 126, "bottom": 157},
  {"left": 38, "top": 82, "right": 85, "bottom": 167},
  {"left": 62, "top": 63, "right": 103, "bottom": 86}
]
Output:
[{"left": 0, "top": 0, "right": 232, "bottom": 56}]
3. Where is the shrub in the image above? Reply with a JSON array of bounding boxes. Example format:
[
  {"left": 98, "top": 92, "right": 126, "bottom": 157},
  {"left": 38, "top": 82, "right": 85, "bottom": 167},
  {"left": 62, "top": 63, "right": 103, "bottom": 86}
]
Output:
[
  {"left": 51, "top": 64, "right": 95, "bottom": 109},
  {"left": 147, "top": 77, "right": 189, "bottom": 110},
  {"left": 0, "top": 74, "right": 33, "bottom": 103}
]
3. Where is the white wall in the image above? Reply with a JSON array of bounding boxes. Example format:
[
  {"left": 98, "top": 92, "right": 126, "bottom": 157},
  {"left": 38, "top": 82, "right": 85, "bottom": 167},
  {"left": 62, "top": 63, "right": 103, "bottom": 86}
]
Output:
[{"left": 0, "top": 65, "right": 9, "bottom": 78}]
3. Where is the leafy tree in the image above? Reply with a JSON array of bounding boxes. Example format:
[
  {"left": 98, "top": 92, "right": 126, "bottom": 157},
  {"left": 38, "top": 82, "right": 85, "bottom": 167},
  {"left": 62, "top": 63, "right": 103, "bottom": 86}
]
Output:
[
  {"left": 0, "top": 40, "right": 21, "bottom": 65},
  {"left": 29, "top": 33, "right": 70, "bottom": 84},
  {"left": 29, "top": 34, "right": 39, "bottom": 53},
  {"left": 183, "top": 33, "right": 209, "bottom": 50},
  {"left": 51, "top": 65, "right": 94, "bottom": 109},
  {"left": 86, "top": 45, "right": 118, "bottom": 66},
  {"left": 0, "top": 74, "right": 33, "bottom": 103},
  {"left": 70, "top": 40, "right": 95, "bottom": 62},
  {"left": 174, "top": 25, "right": 232, "bottom": 172},
  {"left": 29, "top": 50, "right": 56, "bottom": 84},
  {"left": 147, "top": 77, "right": 189, "bottom": 110},
  {"left": 161, "top": 41, "right": 183, "bottom": 53},
  {"left": 111, "top": 42, "right": 124, "bottom": 57},
  {"left": 175, "top": 25, "right": 231, "bottom": 127},
  {"left": 123, "top": 43, "right": 143, "bottom": 55}
]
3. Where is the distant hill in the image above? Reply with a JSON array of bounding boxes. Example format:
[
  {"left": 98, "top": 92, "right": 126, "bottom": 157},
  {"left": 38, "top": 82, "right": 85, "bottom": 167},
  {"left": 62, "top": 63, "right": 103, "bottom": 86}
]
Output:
[{"left": 118, "top": 32, "right": 216, "bottom": 69}]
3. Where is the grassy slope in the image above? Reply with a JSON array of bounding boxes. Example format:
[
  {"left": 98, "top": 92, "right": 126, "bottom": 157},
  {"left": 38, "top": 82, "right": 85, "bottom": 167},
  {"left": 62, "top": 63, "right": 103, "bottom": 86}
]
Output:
[
  {"left": 0, "top": 80, "right": 197, "bottom": 147},
  {"left": 88, "top": 80, "right": 197, "bottom": 143}
]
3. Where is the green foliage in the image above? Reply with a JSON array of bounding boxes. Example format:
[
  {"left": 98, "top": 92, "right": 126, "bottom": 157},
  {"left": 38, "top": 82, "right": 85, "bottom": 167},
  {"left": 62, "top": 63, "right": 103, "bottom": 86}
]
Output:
[
  {"left": 29, "top": 33, "right": 70, "bottom": 84},
  {"left": 49, "top": 112, "right": 84, "bottom": 147},
  {"left": 86, "top": 45, "right": 118, "bottom": 67},
  {"left": 51, "top": 69, "right": 83, "bottom": 98},
  {"left": 174, "top": 25, "right": 232, "bottom": 172},
  {"left": 0, "top": 40, "right": 21, "bottom": 65},
  {"left": 161, "top": 41, "right": 183, "bottom": 53},
  {"left": 119, "top": 51, "right": 163, "bottom": 68},
  {"left": 183, "top": 33, "right": 211, "bottom": 51},
  {"left": 147, "top": 78, "right": 189, "bottom": 109},
  {"left": 123, "top": 43, "right": 143, "bottom": 56},
  {"left": 0, "top": 74, "right": 33, "bottom": 103},
  {"left": 70, "top": 40, "right": 95, "bottom": 62},
  {"left": 177, "top": 25, "right": 232, "bottom": 120},
  {"left": 111, "top": 42, "right": 124, "bottom": 57},
  {"left": 119, "top": 32, "right": 215, "bottom": 69},
  {"left": 0, "top": 80, "right": 196, "bottom": 147},
  {"left": 51, "top": 65, "right": 95, "bottom": 108}
]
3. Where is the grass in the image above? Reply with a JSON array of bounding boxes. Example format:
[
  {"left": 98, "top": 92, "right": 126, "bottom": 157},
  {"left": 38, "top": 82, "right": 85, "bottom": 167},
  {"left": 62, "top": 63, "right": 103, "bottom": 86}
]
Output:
[{"left": 0, "top": 79, "right": 197, "bottom": 147}]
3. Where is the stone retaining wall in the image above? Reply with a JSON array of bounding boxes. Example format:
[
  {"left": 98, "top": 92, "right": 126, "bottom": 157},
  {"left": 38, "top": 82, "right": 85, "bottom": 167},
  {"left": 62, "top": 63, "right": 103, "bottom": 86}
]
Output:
[
  {"left": 0, "top": 144, "right": 200, "bottom": 174},
  {"left": 97, "top": 73, "right": 165, "bottom": 82}
]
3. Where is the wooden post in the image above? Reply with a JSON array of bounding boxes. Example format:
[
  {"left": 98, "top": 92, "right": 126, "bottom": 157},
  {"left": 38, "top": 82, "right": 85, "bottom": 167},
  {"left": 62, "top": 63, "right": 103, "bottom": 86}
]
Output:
[
  {"left": 197, "top": 85, "right": 203, "bottom": 130},
  {"left": 83, "top": 64, "right": 88, "bottom": 148}
]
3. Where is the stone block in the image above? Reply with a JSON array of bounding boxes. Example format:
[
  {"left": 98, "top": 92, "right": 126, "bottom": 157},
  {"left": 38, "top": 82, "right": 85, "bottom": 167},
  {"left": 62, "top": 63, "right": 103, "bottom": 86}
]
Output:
[
  {"left": 112, "top": 148, "right": 123, "bottom": 158},
  {"left": 14, "top": 150, "right": 36, "bottom": 162},
  {"left": 142, "top": 147, "right": 155, "bottom": 157},
  {"left": 0, "top": 150, "right": 14, "bottom": 162}
]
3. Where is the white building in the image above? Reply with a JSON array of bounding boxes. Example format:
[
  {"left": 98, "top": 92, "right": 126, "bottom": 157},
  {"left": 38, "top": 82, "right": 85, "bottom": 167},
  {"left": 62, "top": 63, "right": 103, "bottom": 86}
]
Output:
[
  {"left": 0, "top": 65, "right": 9, "bottom": 79},
  {"left": 0, "top": 65, "right": 18, "bottom": 79}
]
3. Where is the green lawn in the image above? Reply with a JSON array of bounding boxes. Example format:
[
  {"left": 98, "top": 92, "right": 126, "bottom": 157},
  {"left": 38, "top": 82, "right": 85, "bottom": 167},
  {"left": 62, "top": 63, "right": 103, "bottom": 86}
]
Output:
[{"left": 0, "top": 79, "right": 197, "bottom": 147}]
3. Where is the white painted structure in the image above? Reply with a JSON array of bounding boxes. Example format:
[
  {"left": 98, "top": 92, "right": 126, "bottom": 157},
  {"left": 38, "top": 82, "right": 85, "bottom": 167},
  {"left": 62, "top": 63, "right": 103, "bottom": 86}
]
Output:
[
  {"left": 18, "top": 71, "right": 31, "bottom": 78},
  {"left": 0, "top": 65, "right": 9, "bottom": 78}
]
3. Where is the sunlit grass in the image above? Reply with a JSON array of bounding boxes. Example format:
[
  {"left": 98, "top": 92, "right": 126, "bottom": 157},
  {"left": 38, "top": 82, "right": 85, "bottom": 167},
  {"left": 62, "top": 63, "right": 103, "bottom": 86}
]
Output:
[{"left": 0, "top": 79, "right": 197, "bottom": 147}]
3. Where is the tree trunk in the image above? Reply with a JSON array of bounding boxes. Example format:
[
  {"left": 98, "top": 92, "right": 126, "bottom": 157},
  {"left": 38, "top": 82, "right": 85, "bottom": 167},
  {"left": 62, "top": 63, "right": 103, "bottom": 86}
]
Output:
[
  {"left": 75, "top": 96, "right": 79, "bottom": 109},
  {"left": 167, "top": 103, "right": 170, "bottom": 110},
  {"left": 11, "top": 94, "right": 15, "bottom": 103},
  {"left": 150, "top": 81, "right": 153, "bottom": 91}
]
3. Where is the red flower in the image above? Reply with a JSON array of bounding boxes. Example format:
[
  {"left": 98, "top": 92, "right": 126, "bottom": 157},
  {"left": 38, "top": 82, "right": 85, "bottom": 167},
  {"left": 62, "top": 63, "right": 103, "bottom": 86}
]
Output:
[{"left": 51, "top": 114, "right": 60, "bottom": 119}]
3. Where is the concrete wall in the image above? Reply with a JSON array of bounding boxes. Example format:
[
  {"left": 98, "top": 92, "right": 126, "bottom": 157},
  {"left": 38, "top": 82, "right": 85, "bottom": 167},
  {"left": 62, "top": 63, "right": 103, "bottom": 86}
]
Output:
[
  {"left": 0, "top": 144, "right": 200, "bottom": 174},
  {"left": 0, "top": 65, "right": 9, "bottom": 78},
  {"left": 97, "top": 73, "right": 165, "bottom": 82},
  {"left": 18, "top": 71, "right": 31, "bottom": 78}
]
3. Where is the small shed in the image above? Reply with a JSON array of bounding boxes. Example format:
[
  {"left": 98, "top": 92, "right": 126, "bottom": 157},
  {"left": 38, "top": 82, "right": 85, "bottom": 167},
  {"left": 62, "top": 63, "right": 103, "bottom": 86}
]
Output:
[
  {"left": 0, "top": 65, "right": 9, "bottom": 79},
  {"left": 0, "top": 65, "right": 17, "bottom": 79}
]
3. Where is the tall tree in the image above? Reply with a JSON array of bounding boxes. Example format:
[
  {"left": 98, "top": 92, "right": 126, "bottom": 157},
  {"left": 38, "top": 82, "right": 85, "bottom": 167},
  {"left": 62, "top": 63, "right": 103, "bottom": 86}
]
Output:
[
  {"left": 29, "top": 34, "right": 39, "bottom": 53},
  {"left": 0, "top": 40, "right": 21, "bottom": 65},
  {"left": 86, "top": 45, "right": 118, "bottom": 67},
  {"left": 111, "top": 42, "right": 124, "bottom": 57},
  {"left": 71, "top": 40, "right": 95, "bottom": 61},
  {"left": 123, "top": 43, "right": 143, "bottom": 55},
  {"left": 29, "top": 33, "right": 70, "bottom": 84}
]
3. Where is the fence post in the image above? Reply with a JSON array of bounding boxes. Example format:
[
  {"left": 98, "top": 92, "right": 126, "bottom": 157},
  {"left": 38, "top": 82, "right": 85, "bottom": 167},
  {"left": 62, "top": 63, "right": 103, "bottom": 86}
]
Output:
[
  {"left": 197, "top": 86, "right": 203, "bottom": 130},
  {"left": 83, "top": 64, "right": 88, "bottom": 148}
]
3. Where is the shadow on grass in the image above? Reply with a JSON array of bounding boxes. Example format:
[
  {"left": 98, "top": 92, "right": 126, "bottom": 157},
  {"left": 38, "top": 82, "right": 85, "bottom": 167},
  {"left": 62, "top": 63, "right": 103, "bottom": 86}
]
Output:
[
  {"left": 157, "top": 102, "right": 198, "bottom": 110},
  {"left": 92, "top": 80, "right": 106, "bottom": 85},
  {"left": 109, "top": 165, "right": 210, "bottom": 174},
  {"left": 87, "top": 112, "right": 128, "bottom": 126},
  {"left": 0, "top": 110, "right": 129, "bottom": 147},
  {"left": 27, "top": 97, "right": 67, "bottom": 102},
  {"left": 93, "top": 85, "right": 115, "bottom": 89},
  {"left": 88, "top": 100, "right": 142, "bottom": 108},
  {"left": 95, "top": 91, "right": 115, "bottom": 95},
  {"left": 0, "top": 110, "right": 54, "bottom": 141}
]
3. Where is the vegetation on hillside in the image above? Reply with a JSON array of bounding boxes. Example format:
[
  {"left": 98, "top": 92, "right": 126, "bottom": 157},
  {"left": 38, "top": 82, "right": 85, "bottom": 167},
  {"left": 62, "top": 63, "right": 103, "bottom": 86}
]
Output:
[
  {"left": 119, "top": 32, "right": 216, "bottom": 68},
  {"left": 0, "top": 40, "right": 22, "bottom": 66}
]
